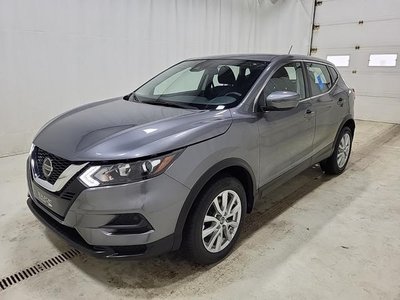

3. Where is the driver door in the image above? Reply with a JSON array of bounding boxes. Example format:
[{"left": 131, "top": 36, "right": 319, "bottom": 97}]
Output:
[{"left": 257, "top": 62, "right": 315, "bottom": 186}]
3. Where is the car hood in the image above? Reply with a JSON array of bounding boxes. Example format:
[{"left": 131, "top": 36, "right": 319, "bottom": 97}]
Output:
[{"left": 33, "top": 97, "right": 232, "bottom": 161}]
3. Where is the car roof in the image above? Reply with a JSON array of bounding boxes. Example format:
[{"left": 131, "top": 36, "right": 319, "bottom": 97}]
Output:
[{"left": 188, "top": 53, "right": 334, "bottom": 66}]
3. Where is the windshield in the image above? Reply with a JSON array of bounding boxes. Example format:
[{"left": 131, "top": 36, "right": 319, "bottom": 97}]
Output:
[{"left": 134, "top": 59, "right": 268, "bottom": 110}]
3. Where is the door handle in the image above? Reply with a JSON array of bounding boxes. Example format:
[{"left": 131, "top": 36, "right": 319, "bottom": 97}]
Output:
[
  {"left": 337, "top": 98, "right": 344, "bottom": 107},
  {"left": 304, "top": 109, "right": 315, "bottom": 119}
]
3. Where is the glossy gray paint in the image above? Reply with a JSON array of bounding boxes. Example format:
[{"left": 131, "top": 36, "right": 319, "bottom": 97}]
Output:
[
  {"left": 265, "top": 91, "right": 301, "bottom": 110},
  {"left": 27, "top": 54, "right": 355, "bottom": 257},
  {"left": 27, "top": 160, "right": 190, "bottom": 245},
  {"left": 34, "top": 98, "right": 232, "bottom": 161}
]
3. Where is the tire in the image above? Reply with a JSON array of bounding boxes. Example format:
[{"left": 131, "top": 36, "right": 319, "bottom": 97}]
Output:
[
  {"left": 320, "top": 126, "right": 353, "bottom": 175},
  {"left": 182, "top": 176, "right": 246, "bottom": 265}
]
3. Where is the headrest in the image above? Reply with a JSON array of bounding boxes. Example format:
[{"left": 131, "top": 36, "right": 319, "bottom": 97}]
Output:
[
  {"left": 273, "top": 67, "right": 289, "bottom": 79},
  {"left": 218, "top": 66, "right": 236, "bottom": 85},
  {"left": 308, "top": 70, "right": 316, "bottom": 81}
]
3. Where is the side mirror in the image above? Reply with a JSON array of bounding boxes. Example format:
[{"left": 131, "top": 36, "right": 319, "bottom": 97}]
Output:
[{"left": 259, "top": 91, "right": 301, "bottom": 111}]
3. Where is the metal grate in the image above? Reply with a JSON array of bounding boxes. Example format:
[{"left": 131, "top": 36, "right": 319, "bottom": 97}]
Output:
[
  {"left": 0, "top": 249, "right": 80, "bottom": 292},
  {"left": 35, "top": 148, "right": 71, "bottom": 185}
]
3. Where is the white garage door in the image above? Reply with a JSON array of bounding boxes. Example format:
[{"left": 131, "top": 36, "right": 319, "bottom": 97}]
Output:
[{"left": 310, "top": 0, "right": 400, "bottom": 124}]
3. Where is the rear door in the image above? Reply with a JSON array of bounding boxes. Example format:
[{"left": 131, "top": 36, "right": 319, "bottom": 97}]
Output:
[{"left": 304, "top": 62, "right": 347, "bottom": 154}]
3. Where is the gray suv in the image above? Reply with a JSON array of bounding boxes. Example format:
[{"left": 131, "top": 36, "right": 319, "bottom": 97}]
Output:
[{"left": 27, "top": 54, "right": 355, "bottom": 264}]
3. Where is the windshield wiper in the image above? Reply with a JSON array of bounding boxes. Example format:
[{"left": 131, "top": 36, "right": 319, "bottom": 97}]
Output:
[{"left": 141, "top": 100, "right": 198, "bottom": 110}]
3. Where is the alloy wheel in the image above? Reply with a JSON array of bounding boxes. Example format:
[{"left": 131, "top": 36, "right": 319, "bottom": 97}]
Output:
[
  {"left": 337, "top": 132, "right": 351, "bottom": 168},
  {"left": 201, "top": 190, "right": 242, "bottom": 253}
]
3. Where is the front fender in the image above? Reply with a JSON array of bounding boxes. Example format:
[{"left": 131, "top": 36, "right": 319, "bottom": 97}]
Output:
[
  {"left": 170, "top": 158, "right": 257, "bottom": 250},
  {"left": 165, "top": 118, "right": 259, "bottom": 250}
]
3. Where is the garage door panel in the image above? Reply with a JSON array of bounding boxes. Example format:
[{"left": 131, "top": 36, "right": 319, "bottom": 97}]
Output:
[
  {"left": 315, "top": 49, "right": 399, "bottom": 94},
  {"left": 316, "top": 49, "right": 399, "bottom": 72},
  {"left": 327, "top": 73, "right": 400, "bottom": 99},
  {"left": 356, "top": 96, "right": 400, "bottom": 123},
  {"left": 312, "top": 19, "right": 400, "bottom": 49},
  {"left": 314, "top": 0, "right": 400, "bottom": 25},
  {"left": 349, "top": 73, "right": 400, "bottom": 98}
]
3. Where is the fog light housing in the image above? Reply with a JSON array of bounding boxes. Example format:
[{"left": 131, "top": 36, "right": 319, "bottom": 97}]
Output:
[{"left": 102, "top": 213, "right": 153, "bottom": 235}]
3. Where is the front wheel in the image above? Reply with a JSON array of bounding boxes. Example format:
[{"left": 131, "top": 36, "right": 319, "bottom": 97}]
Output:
[
  {"left": 320, "top": 126, "right": 353, "bottom": 174},
  {"left": 182, "top": 176, "right": 246, "bottom": 265}
]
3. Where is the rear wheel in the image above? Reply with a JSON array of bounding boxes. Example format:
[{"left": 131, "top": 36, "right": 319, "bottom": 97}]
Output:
[
  {"left": 320, "top": 126, "right": 353, "bottom": 174},
  {"left": 183, "top": 176, "right": 246, "bottom": 265}
]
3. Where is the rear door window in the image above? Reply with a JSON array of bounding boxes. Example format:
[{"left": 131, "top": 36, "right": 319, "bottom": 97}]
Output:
[{"left": 305, "top": 63, "right": 332, "bottom": 96}]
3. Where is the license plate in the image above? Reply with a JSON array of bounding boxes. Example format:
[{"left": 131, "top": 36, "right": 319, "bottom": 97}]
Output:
[{"left": 33, "top": 186, "right": 54, "bottom": 208}]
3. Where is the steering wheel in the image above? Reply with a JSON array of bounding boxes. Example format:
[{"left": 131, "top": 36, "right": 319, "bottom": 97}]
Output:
[{"left": 224, "top": 92, "right": 242, "bottom": 100}]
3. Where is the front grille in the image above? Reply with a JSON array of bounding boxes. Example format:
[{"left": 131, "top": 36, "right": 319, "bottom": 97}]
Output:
[{"left": 34, "top": 148, "right": 71, "bottom": 185}]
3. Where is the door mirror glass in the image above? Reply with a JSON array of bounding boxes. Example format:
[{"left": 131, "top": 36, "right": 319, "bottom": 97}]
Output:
[{"left": 260, "top": 91, "right": 300, "bottom": 111}]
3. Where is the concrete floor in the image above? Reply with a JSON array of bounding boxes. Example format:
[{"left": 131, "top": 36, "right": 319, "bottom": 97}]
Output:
[{"left": 1, "top": 120, "right": 400, "bottom": 299}]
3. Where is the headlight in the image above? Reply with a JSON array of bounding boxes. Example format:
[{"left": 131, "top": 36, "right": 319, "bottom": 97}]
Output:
[{"left": 79, "top": 150, "right": 182, "bottom": 187}]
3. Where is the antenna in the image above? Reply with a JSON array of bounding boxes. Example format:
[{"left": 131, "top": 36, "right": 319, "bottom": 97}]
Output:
[{"left": 288, "top": 45, "right": 293, "bottom": 54}]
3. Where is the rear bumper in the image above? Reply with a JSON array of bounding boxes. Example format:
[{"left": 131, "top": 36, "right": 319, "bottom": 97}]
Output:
[{"left": 28, "top": 197, "right": 174, "bottom": 259}]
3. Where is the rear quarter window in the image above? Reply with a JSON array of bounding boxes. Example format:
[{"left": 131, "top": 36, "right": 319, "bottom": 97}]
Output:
[{"left": 328, "top": 66, "right": 338, "bottom": 83}]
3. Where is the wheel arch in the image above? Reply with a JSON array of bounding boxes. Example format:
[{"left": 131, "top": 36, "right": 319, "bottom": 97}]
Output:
[
  {"left": 344, "top": 118, "right": 355, "bottom": 135},
  {"left": 171, "top": 158, "right": 256, "bottom": 250},
  {"left": 334, "top": 116, "right": 355, "bottom": 147}
]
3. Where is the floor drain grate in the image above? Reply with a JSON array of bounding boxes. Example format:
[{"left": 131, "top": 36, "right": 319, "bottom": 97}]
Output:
[{"left": 0, "top": 248, "right": 80, "bottom": 292}]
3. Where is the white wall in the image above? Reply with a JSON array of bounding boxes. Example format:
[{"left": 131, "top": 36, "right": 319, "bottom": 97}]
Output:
[{"left": 0, "top": 0, "right": 314, "bottom": 157}]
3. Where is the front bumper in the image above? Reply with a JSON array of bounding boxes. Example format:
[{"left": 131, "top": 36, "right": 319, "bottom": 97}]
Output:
[
  {"left": 28, "top": 198, "right": 174, "bottom": 258},
  {"left": 27, "top": 157, "right": 191, "bottom": 258}
]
